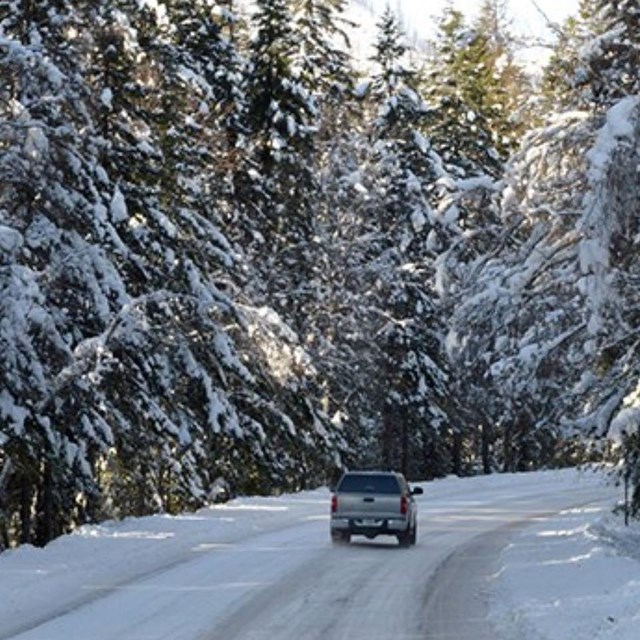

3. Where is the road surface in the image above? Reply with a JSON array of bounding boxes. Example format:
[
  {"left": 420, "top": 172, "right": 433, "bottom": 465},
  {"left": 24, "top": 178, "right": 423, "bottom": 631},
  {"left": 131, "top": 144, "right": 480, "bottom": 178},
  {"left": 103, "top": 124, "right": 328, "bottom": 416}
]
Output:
[{"left": 3, "top": 478, "right": 613, "bottom": 640}]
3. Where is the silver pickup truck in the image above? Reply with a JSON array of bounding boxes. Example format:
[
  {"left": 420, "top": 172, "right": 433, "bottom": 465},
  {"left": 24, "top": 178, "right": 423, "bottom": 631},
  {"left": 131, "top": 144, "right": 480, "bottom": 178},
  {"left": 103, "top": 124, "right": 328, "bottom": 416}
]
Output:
[{"left": 330, "top": 471, "right": 423, "bottom": 547}]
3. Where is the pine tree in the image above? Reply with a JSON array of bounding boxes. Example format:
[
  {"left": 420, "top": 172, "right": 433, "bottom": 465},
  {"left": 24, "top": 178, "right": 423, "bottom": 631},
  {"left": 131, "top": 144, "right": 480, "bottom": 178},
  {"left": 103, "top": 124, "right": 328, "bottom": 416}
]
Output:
[
  {"left": 358, "top": 9, "right": 452, "bottom": 478},
  {"left": 447, "top": 94, "right": 640, "bottom": 473},
  {"left": 422, "top": 2, "right": 530, "bottom": 178},
  {"left": 241, "top": 0, "right": 317, "bottom": 245},
  {"left": 541, "top": 14, "right": 582, "bottom": 111},
  {"left": 415, "top": 3, "right": 530, "bottom": 472},
  {"left": 421, "top": 6, "right": 500, "bottom": 178},
  {"left": 291, "top": 0, "right": 354, "bottom": 108},
  {"left": 472, "top": 0, "right": 533, "bottom": 156},
  {"left": 0, "top": 0, "right": 122, "bottom": 543},
  {"left": 543, "top": 0, "right": 640, "bottom": 111},
  {"left": 0, "top": 0, "right": 343, "bottom": 548},
  {"left": 75, "top": 0, "right": 338, "bottom": 513}
]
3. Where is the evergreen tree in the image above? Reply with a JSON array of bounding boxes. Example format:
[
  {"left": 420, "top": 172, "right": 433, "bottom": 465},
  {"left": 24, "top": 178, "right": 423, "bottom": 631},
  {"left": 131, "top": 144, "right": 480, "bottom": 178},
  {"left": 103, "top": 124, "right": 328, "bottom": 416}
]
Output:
[
  {"left": 472, "top": 0, "right": 533, "bottom": 156},
  {"left": 241, "top": 0, "right": 317, "bottom": 245},
  {"left": 291, "top": 0, "right": 354, "bottom": 108},
  {"left": 543, "top": 0, "right": 640, "bottom": 111},
  {"left": 422, "top": 6, "right": 501, "bottom": 178},
  {"left": 541, "top": 14, "right": 582, "bottom": 111},
  {"left": 0, "top": 0, "right": 122, "bottom": 543},
  {"left": 74, "top": 0, "right": 338, "bottom": 514},
  {"left": 423, "top": 1, "right": 531, "bottom": 178},
  {"left": 358, "top": 9, "right": 452, "bottom": 478},
  {"left": 369, "top": 6, "right": 411, "bottom": 99},
  {"left": 416, "top": 3, "right": 529, "bottom": 472},
  {"left": 447, "top": 94, "right": 640, "bottom": 474},
  {"left": 0, "top": 0, "right": 342, "bottom": 549}
]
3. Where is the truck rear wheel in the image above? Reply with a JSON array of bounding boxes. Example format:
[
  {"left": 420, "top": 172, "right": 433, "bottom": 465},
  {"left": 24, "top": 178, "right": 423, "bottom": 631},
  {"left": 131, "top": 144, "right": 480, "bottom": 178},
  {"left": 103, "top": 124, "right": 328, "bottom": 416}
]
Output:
[
  {"left": 331, "top": 531, "right": 351, "bottom": 545},
  {"left": 398, "top": 524, "right": 416, "bottom": 547}
]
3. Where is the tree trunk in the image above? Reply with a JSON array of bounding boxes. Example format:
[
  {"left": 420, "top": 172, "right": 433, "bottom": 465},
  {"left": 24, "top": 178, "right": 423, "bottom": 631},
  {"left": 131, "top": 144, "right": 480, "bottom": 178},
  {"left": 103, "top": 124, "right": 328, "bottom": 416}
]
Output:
[
  {"left": 502, "top": 421, "right": 513, "bottom": 473},
  {"left": 400, "top": 418, "right": 409, "bottom": 477},
  {"left": 481, "top": 423, "right": 492, "bottom": 474},
  {"left": 452, "top": 429, "right": 463, "bottom": 477},
  {"left": 35, "top": 461, "right": 55, "bottom": 547},
  {"left": 19, "top": 475, "right": 33, "bottom": 545},
  {"left": 0, "top": 459, "right": 12, "bottom": 552},
  {"left": 381, "top": 408, "right": 395, "bottom": 471}
]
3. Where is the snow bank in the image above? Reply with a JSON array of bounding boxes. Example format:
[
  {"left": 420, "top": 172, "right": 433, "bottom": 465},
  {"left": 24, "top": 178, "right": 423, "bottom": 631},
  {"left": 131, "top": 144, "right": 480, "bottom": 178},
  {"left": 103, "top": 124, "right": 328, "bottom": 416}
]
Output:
[{"left": 490, "top": 487, "right": 640, "bottom": 640}]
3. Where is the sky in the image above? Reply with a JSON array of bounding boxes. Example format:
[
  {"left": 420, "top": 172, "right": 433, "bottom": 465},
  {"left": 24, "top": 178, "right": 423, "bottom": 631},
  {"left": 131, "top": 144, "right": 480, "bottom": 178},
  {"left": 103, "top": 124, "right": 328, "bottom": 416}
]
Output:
[{"left": 366, "top": 0, "right": 580, "bottom": 43}]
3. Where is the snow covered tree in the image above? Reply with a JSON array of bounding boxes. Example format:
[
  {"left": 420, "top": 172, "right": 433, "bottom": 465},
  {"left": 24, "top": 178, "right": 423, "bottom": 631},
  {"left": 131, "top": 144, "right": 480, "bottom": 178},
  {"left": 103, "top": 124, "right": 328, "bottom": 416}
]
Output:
[
  {"left": 0, "top": 0, "right": 344, "bottom": 549},
  {"left": 164, "top": 0, "right": 247, "bottom": 157},
  {"left": 231, "top": 3, "right": 347, "bottom": 475},
  {"left": 566, "top": 97, "right": 640, "bottom": 507},
  {"left": 0, "top": 0, "right": 124, "bottom": 543},
  {"left": 422, "top": 2, "right": 530, "bottom": 178},
  {"left": 446, "top": 87, "right": 640, "bottom": 477},
  {"left": 421, "top": 6, "right": 500, "bottom": 178},
  {"left": 349, "top": 9, "right": 453, "bottom": 478},
  {"left": 74, "top": 0, "right": 339, "bottom": 512},
  {"left": 543, "top": 0, "right": 640, "bottom": 111},
  {"left": 290, "top": 0, "right": 354, "bottom": 111},
  {"left": 413, "top": 3, "right": 531, "bottom": 472},
  {"left": 240, "top": 0, "right": 317, "bottom": 245}
]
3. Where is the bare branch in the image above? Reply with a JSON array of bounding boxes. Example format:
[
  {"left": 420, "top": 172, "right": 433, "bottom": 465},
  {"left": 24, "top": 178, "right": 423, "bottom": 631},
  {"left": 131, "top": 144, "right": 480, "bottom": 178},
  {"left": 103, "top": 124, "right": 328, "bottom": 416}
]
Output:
[{"left": 527, "top": 0, "right": 567, "bottom": 39}]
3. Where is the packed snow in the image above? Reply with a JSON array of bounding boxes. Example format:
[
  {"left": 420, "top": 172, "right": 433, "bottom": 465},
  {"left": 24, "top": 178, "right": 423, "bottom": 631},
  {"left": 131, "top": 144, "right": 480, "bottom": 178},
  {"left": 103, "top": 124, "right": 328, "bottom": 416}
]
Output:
[
  {"left": 0, "top": 468, "right": 636, "bottom": 640},
  {"left": 490, "top": 483, "right": 640, "bottom": 640}
]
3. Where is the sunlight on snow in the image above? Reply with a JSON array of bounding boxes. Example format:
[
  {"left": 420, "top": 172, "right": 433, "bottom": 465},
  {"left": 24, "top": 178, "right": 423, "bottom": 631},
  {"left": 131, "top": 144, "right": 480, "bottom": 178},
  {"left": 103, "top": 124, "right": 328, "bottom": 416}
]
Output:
[
  {"left": 191, "top": 543, "right": 235, "bottom": 552},
  {"left": 78, "top": 527, "right": 175, "bottom": 540},
  {"left": 216, "top": 504, "right": 289, "bottom": 512},
  {"left": 541, "top": 549, "right": 602, "bottom": 566}
]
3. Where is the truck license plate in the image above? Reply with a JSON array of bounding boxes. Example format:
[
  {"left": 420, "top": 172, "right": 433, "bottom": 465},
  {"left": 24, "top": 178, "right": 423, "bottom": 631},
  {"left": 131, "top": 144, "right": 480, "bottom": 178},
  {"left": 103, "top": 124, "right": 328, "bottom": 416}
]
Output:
[{"left": 359, "top": 519, "right": 382, "bottom": 526}]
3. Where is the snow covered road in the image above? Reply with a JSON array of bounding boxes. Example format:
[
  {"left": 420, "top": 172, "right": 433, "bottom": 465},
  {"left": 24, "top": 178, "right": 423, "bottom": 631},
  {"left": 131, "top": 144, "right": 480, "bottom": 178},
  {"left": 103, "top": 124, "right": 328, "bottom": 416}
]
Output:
[{"left": 0, "top": 470, "right": 618, "bottom": 640}]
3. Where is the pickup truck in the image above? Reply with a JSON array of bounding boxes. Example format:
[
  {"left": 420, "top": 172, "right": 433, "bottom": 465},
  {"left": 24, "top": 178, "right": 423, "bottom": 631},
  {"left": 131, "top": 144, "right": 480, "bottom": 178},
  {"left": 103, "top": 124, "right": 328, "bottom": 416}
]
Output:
[{"left": 330, "top": 471, "right": 423, "bottom": 547}]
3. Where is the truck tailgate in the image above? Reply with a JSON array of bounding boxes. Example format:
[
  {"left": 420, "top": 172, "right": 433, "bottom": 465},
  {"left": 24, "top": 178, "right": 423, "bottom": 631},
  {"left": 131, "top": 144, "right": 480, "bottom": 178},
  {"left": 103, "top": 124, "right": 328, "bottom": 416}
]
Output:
[{"left": 336, "top": 492, "right": 402, "bottom": 519}]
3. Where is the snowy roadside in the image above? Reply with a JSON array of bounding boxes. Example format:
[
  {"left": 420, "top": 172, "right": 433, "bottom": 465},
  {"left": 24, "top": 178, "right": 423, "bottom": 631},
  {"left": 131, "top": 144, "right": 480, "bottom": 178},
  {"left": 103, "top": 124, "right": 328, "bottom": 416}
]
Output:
[
  {"left": 489, "top": 478, "right": 640, "bottom": 640},
  {"left": 0, "top": 490, "right": 331, "bottom": 638},
  {"left": 0, "top": 468, "right": 627, "bottom": 640}
]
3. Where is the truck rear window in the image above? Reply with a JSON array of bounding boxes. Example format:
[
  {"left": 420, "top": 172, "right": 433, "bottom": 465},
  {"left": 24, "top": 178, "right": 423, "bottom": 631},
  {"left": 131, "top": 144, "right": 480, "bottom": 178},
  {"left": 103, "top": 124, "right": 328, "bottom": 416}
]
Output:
[{"left": 337, "top": 474, "right": 401, "bottom": 494}]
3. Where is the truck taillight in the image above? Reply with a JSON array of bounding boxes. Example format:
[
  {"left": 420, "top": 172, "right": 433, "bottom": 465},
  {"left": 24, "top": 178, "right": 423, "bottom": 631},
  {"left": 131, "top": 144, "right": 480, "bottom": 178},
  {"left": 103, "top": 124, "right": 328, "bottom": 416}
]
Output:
[
  {"left": 331, "top": 495, "right": 338, "bottom": 513},
  {"left": 400, "top": 495, "right": 408, "bottom": 515}
]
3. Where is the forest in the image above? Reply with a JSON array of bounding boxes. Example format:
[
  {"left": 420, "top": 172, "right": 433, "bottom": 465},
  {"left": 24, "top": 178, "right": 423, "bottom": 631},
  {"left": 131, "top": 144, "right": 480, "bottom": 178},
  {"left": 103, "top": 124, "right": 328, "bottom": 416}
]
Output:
[{"left": 1, "top": 0, "right": 640, "bottom": 551}]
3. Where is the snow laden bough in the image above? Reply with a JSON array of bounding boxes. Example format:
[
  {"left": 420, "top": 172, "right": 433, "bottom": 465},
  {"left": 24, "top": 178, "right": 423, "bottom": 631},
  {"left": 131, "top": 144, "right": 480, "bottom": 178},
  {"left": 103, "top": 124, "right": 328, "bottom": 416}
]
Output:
[{"left": 446, "top": 96, "right": 640, "bottom": 475}]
